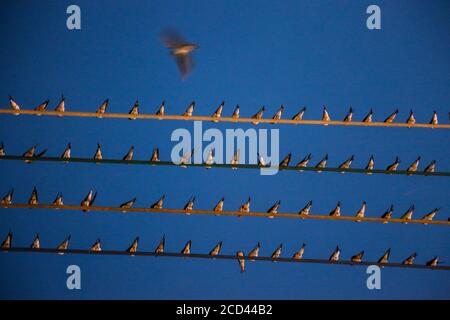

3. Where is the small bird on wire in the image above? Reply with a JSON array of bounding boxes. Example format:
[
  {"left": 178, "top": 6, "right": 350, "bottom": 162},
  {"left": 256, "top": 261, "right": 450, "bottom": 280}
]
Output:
[
  {"left": 424, "top": 160, "right": 436, "bottom": 173},
  {"left": 119, "top": 197, "right": 137, "bottom": 211},
  {"left": 329, "top": 246, "right": 340, "bottom": 262},
  {"left": 209, "top": 241, "right": 222, "bottom": 256},
  {"left": 22, "top": 145, "right": 47, "bottom": 163},
  {"left": 272, "top": 105, "right": 284, "bottom": 121},
  {"left": 184, "top": 196, "right": 195, "bottom": 213},
  {"left": 351, "top": 250, "right": 364, "bottom": 263},
  {"left": 212, "top": 101, "right": 224, "bottom": 122},
  {"left": 400, "top": 205, "right": 415, "bottom": 223},
  {"left": 365, "top": 155, "right": 375, "bottom": 174},
  {"left": 123, "top": 146, "right": 134, "bottom": 161},
  {"left": 279, "top": 153, "right": 291, "bottom": 167},
  {"left": 93, "top": 143, "right": 103, "bottom": 161},
  {"left": 299, "top": 200, "right": 312, "bottom": 216},
  {"left": 406, "top": 157, "right": 420, "bottom": 174},
  {"left": 386, "top": 156, "right": 400, "bottom": 172},
  {"left": 292, "top": 243, "right": 306, "bottom": 260},
  {"left": 232, "top": 105, "right": 240, "bottom": 119},
  {"left": 213, "top": 197, "right": 224, "bottom": 215},
  {"left": 150, "top": 148, "right": 160, "bottom": 162},
  {"left": 56, "top": 235, "right": 71, "bottom": 255},
  {"left": 338, "top": 155, "right": 354, "bottom": 172},
  {"left": 429, "top": 111, "right": 438, "bottom": 125},
  {"left": 355, "top": 201, "right": 366, "bottom": 222},
  {"left": 315, "top": 154, "right": 328, "bottom": 172},
  {"left": 236, "top": 251, "right": 245, "bottom": 273},
  {"left": 381, "top": 204, "right": 394, "bottom": 223},
  {"left": 329, "top": 201, "right": 341, "bottom": 217},
  {"left": 96, "top": 99, "right": 109, "bottom": 117},
  {"left": 181, "top": 240, "right": 191, "bottom": 255},
  {"left": 126, "top": 237, "right": 139, "bottom": 255},
  {"left": 377, "top": 248, "right": 391, "bottom": 265},
  {"left": 155, "top": 235, "right": 165, "bottom": 254},
  {"left": 248, "top": 242, "right": 260, "bottom": 261},
  {"left": 28, "top": 187, "right": 38, "bottom": 205},
  {"left": 55, "top": 94, "right": 65, "bottom": 115},
  {"left": 183, "top": 101, "right": 195, "bottom": 117},
  {"left": 1, "top": 189, "right": 14, "bottom": 206},
  {"left": 384, "top": 109, "right": 398, "bottom": 123},
  {"left": 362, "top": 109, "right": 373, "bottom": 123},
  {"left": 156, "top": 100, "right": 165, "bottom": 117},
  {"left": 343, "top": 107, "right": 353, "bottom": 122},
  {"left": 128, "top": 100, "right": 139, "bottom": 119},
  {"left": 267, "top": 200, "right": 281, "bottom": 218},
  {"left": 90, "top": 238, "right": 102, "bottom": 252},
  {"left": 151, "top": 195, "right": 165, "bottom": 209},
  {"left": 9, "top": 96, "right": 20, "bottom": 115},
  {"left": 271, "top": 244, "right": 283, "bottom": 261},
  {"left": 0, "top": 142, "right": 4, "bottom": 156},
  {"left": 402, "top": 252, "right": 417, "bottom": 265},
  {"left": 296, "top": 153, "right": 312, "bottom": 169},
  {"left": 292, "top": 107, "right": 306, "bottom": 121},
  {"left": 1, "top": 231, "right": 12, "bottom": 250},
  {"left": 35, "top": 99, "right": 49, "bottom": 115},
  {"left": 251, "top": 106, "right": 265, "bottom": 125},
  {"left": 81, "top": 190, "right": 97, "bottom": 211},
  {"left": 322, "top": 106, "right": 331, "bottom": 123},
  {"left": 61, "top": 143, "right": 71, "bottom": 162},
  {"left": 53, "top": 192, "right": 64, "bottom": 206},
  {"left": 421, "top": 208, "right": 440, "bottom": 224},
  {"left": 30, "top": 233, "right": 40, "bottom": 249}
]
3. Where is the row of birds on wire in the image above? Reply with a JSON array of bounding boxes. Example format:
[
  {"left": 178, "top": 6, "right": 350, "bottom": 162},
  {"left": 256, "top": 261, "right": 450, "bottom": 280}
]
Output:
[
  {"left": 0, "top": 232, "right": 442, "bottom": 272},
  {"left": 0, "top": 142, "right": 439, "bottom": 173},
  {"left": 6, "top": 96, "right": 443, "bottom": 125},
  {"left": 1, "top": 188, "right": 445, "bottom": 223}
]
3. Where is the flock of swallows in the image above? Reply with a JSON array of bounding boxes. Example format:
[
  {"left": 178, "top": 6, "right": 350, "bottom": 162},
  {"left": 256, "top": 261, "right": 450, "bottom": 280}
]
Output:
[
  {"left": 0, "top": 232, "right": 442, "bottom": 272},
  {"left": 1, "top": 187, "right": 445, "bottom": 223},
  {"left": 5, "top": 96, "right": 444, "bottom": 125},
  {"left": 0, "top": 142, "right": 439, "bottom": 173}
]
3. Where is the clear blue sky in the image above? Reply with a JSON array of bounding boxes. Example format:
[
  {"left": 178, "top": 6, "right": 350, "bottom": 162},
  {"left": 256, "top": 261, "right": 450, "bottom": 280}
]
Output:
[{"left": 0, "top": 0, "right": 449, "bottom": 299}]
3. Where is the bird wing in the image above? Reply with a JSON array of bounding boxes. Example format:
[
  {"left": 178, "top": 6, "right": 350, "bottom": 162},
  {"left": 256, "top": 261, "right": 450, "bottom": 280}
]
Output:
[
  {"left": 160, "top": 29, "right": 185, "bottom": 48},
  {"left": 176, "top": 54, "right": 193, "bottom": 79}
]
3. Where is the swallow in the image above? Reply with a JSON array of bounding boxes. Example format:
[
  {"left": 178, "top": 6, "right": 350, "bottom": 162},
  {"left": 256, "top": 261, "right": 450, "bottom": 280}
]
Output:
[
  {"left": 338, "top": 155, "right": 354, "bottom": 172},
  {"left": 128, "top": 100, "right": 139, "bottom": 119},
  {"left": 209, "top": 241, "right": 222, "bottom": 256},
  {"left": 400, "top": 205, "right": 414, "bottom": 223},
  {"left": 156, "top": 100, "right": 165, "bottom": 117},
  {"left": 90, "top": 238, "right": 102, "bottom": 252},
  {"left": 272, "top": 105, "right": 284, "bottom": 121},
  {"left": 1, "top": 231, "right": 12, "bottom": 250},
  {"left": 292, "top": 243, "right": 306, "bottom": 260},
  {"left": 296, "top": 153, "right": 312, "bottom": 169},
  {"left": 0, "top": 142, "right": 4, "bottom": 156},
  {"left": 120, "top": 197, "right": 136, "bottom": 211},
  {"left": 150, "top": 195, "right": 165, "bottom": 209},
  {"left": 1, "top": 189, "right": 13, "bottom": 206},
  {"left": 292, "top": 107, "right": 306, "bottom": 121},
  {"left": 35, "top": 99, "right": 49, "bottom": 115},
  {"left": 179, "top": 149, "right": 193, "bottom": 167},
  {"left": 181, "top": 240, "right": 191, "bottom": 255},
  {"left": 236, "top": 251, "right": 245, "bottom": 273},
  {"left": 231, "top": 150, "right": 239, "bottom": 168},
  {"left": 381, "top": 204, "right": 394, "bottom": 223},
  {"left": 322, "top": 106, "right": 331, "bottom": 124},
  {"left": 406, "top": 110, "right": 416, "bottom": 126},
  {"left": 362, "top": 109, "right": 373, "bottom": 123},
  {"left": 184, "top": 196, "right": 195, "bottom": 213},
  {"left": 150, "top": 148, "right": 161, "bottom": 162},
  {"left": 315, "top": 154, "right": 328, "bottom": 172},
  {"left": 213, "top": 197, "right": 224, "bottom": 214},
  {"left": 329, "top": 201, "right": 341, "bottom": 217},
  {"left": 31, "top": 233, "right": 40, "bottom": 249},
  {"left": 351, "top": 250, "right": 364, "bottom": 263},
  {"left": 155, "top": 235, "right": 165, "bottom": 254},
  {"left": 81, "top": 190, "right": 97, "bottom": 211},
  {"left": 123, "top": 146, "right": 134, "bottom": 161},
  {"left": 429, "top": 111, "right": 438, "bottom": 125},
  {"left": 212, "top": 101, "right": 224, "bottom": 122},
  {"left": 183, "top": 101, "right": 195, "bottom": 117},
  {"left": 248, "top": 242, "right": 260, "bottom": 261},
  {"left": 343, "top": 107, "right": 353, "bottom": 122},
  {"left": 271, "top": 244, "right": 282, "bottom": 261},
  {"left": 365, "top": 155, "right": 375, "bottom": 174},
  {"left": 402, "top": 252, "right": 417, "bottom": 265},
  {"left": 251, "top": 106, "right": 265, "bottom": 125},
  {"left": 279, "top": 153, "right": 291, "bottom": 167},
  {"left": 96, "top": 99, "right": 109, "bottom": 117},
  {"left": 421, "top": 208, "right": 440, "bottom": 224},
  {"left": 384, "top": 109, "right": 398, "bottom": 123},
  {"left": 61, "top": 143, "right": 71, "bottom": 162},
  {"left": 386, "top": 156, "right": 400, "bottom": 172},
  {"left": 239, "top": 197, "right": 251, "bottom": 215},
  {"left": 9, "top": 96, "right": 20, "bottom": 115},
  {"left": 299, "top": 200, "right": 312, "bottom": 216},
  {"left": 377, "top": 248, "right": 391, "bottom": 264},
  {"left": 23, "top": 145, "right": 47, "bottom": 163},
  {"left": 267, "top": 200, "right": 281, "bottom": 218},
  {"left": 127, "top": 237, "right": 139, "bottom": 255},
  {"left": 355, "top": 201, "right": 366, "bottom": 222},
  {"left": 258, "top": 153, "right": 266, "bottom": 167},
  {"left": 55, "top": 94, "right": 65, "bottom": 115},
  {"left": 53, "top": 192, "right": 64, "bottom": 206},
  {"left": 161, "top": 30, "right": 199, "bottom": 79},
  {"left": 329, "top": 246, "right": 340, "bottom": 262},
  {"left": 424, "top": 160, "right": 436, "bottom": 173},
  {"left": 56, "top": 235, "right": 71, "bottom": 255},
  {"left": 205, "top": 149, "right": 215, "bottom": 168},
  {"left": 406, "top": 157, "right": 420, "bottom": 174},
  {"left": 426, "top": 256, "right": 439, "bottom": 267},
  {"left": 28, "top": 187, "right": 38, "bottom": 205},
  {"left": 94, "top": 143, "right": 103, "bottom": 161},
  {"left": 232, "top": 105, "right": 240, "bottom": 119}
]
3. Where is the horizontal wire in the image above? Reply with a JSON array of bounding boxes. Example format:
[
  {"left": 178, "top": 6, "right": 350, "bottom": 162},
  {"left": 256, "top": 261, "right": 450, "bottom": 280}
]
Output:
[
  {"left": 2, "top": 247, "right": 448, "bottom": 271},
  {"left": 1, "top": 109, "right": 449, "bottom": 129},
  {"left": 2, "top": 203, "right": 449, "bottom": 226},
  {"left": 1, "top": 155, "right": 448, "bottom": 177}
]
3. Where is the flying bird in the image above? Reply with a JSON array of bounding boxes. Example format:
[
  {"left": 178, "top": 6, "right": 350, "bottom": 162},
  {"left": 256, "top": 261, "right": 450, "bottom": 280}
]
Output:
[
  {"left": 381, "top": 204, "right": 394, "bottom": 223},
  {"left": 267, "top": 200, "right": 281, "bottom": 218},
  {"left": 1, "top": 231, "right": 12, "bottom": 250},
  {"left": 424, "top": 160, "right": 436, "bottom": 173},
  {"left": 96, "top": 99, "right": 109, "bottom": 117},
  {"left": 429, "top": 111, "right": 438, "bottom": 125},
  {"left": 181, "top": 240, "right": 191, "bottom": 255},
  {"left": 126, "top": 237, "right": 139, "bottom": 255},
  {"left": 28, "top": 186, "right": 38, "bottom": 205},
  {"left": 377, "top": 248, "right": 391, "bottom": 264},
  {"left": 232, "top": 105, "right": 240, "bottom": 119},
  {"left": 128, "top": 100, "right": 139, "bottom": 119},
  {"left": 119, "top": 197, "right": 137, "bottom": 211},
  {"left": 296, "top": 153, "right": 312, "bottom": 169},
  {"left": 292, "top": 107, "right": 306, "bottom": 121},
  {"left": 406, "top": 157, "right": 420, "bottom": 174},
  {"left": 406, "top": 110, "right": 416, "bottom": 126},
  {"left": 183, "top": 101, "right": 195, "bottom": 117},
  {"left": 322, "top": 106, "right": 331, "bottom": 123},
  {"left": 315, "top": 154, "right": 328, "bottom": 172},
  {"left": 236, "top": 251, "right": 245, "bottom": 273},
  {"left": 150, "top": 195, "right": 165, "bottom": 209},
  {"left": 343, "top": 107, "right": 353, "bottom": 122},
  {"left": 90, "top": 238, "right": 102, "bottom": 252},
  {"left": 156, "top": 100, "right": 165, "bottom": 117},
  {"left": 212, "top": 101, "right": 224, "bottom": 122},
  {"left": 31, "top": 233, "right": 40, "bottom": 249},
  {"left": 355, "top": 201, "right": 366, "bottom": 222},
  {"left": 386, "top": 156, "right": 400, "bottom": 172},
  {"left": 272, "top": 105, "right": 284, "bottom": 121},
  {"left": 329, "top": 201, "right": 341, "bottom": 217},
  {"left": 55, "top": 94, "right": 65, "bottom": 115},
  {"left": 94, "top": 143, "right": 103, "bottom": 161},
  {"left": 299, "top": 200, "right": 312, "bottom": 216},
  {"left": 56, "top": 235, "right": 71, "bottom": 255},
  {"left": 155, "top": 235, "right": 165, "bottom": 254},
  {"left": 213, "top": 197, "right": 224, "bottom": 214},
  {"left": 9, "top": 96, "right": 20, "bottom": 115},
  {"left": 1, "top": 189, "right": 13, "bottom": 206},
  {"left": 248, "top": 242, "right": 260, "bottom": 261},
  {"left": 421, "top": 208, "right": 440, "bottom": 224},
  {"left": 35, "top": 99, "right": 49, "bottom": 115},
  {"left": 329, "top": 246, "right": 340, "bottom": 262},
  {"left": 251, "top": 106, "right": 265, "bottom": 125},
  {"left": 61, "top": 143, "right": 71, "bottom": 162},
  {"left": 338, "top": 155, "right": 354, "bottom": 172},
  {"left": 279, "top": 153, "right": 291, "bottom": 167},
  {"left": 400, "top": 205, "right": 414, "bottom": 223},
  {"left": 53, "top": 192, "right": 64, "bottom": 206},
  {"left": 123, "top": 146, "right": 134, "bottom": 161},
  {"left": 184, "top": 196, "right": 195, "bottom": 213},
  {"left": 384, "top": 109, "right": 398, "bottom": 123},
  {"left": 209, "top": 241, "right": 222, "bottom": 256},
  {"left": 365, "top": 155, "right": 375, "bottom": 174},
  {"left": 362, "top": 109, "right": 373, "bottom": 123},
  {"left": 351, "top": 250, "right": 364, "bottom": 263},
  {"left": 271, "top": 244, "right": 282, "bottom": 261},
  {"left": 292, "top": 243, "right": 306, "bottom": 260},
  {"left": 80, "top": 190, "right": 97, "bottom": 211},
  {"left": 402, "top": 252, "right": 417, "bottom": 265}
]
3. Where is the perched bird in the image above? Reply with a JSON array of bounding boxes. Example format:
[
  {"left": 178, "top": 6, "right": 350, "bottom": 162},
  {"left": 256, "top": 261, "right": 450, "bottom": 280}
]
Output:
[
  {"left": 119, "top": 197, "right": 136, "bottom": 211},
  {"left": 338, "top": 155, "right": 354, "bottom": 172},
  {"left": 402, "top": 252, "right": 417, "bottom": 265},
  {"left": 406, "top": 157, "right": 420, "bottom": 174},
  {"left": 406, "top": 110, "right": 416, "bottom": 126},
  {"left": 429, "top": 111, "right": 438, "bottom": 125},
  {"left": 0, "top": 142, "right": 4, "bottom": 156},
  {"left": 257, "top": 153, "right": 266, "bottom": 167},
  {"left": 28, "top": 187, "right": 38, "bottom": 205},
  {"left": 35, "top": 99, "right": 49, "bottom": 115},
  {"left": 365, "top": 155, "right": 375, "bottom": 174},
  {"left": 179, "top": 149, "right": 193, "bottom": 167},
  {"left": 93, "top": 143, "right": 103, "bottom": 161},
  {"left": 355, "top": 201, "right": 366, "bottom": 222},
  {"left": 386, "top": 156, "right": 400, "bottom": 172},
  {"left": 30, "top": 234, "right": 40, "bottom": 249},
  {"left": 205, "top": 149, "right": 215, "bottom": 168},
  {"left": 329, "top": 246, "right": 340, "bottom": 262},
  {"left": 232, "top": 105, "right": 240, "bottom": 119},
  {"left": 381, "top": 204, "right": 394, "bottom": 223},
  {"left": 267, "top": 200, "right": 281, "bottom": 218},
  {"left": 212, "top": 101, "right": 224, "bottom": 122},
  {"left": 421, "top": 208, "right": 440, "bottom": 224},
  {"left": 400, "top": 205, "right": 415, "bottom": 223},
  {"left": 426, "top": 257, "right": 439, "bottom": 267},
  {"left": 362, "top": 109, "right": 373, "bottom": 123},
  {"left": 1, "top": 189, "right": 14, "bottom": 206},
  {"left": 236, "top": 251, "right": 245, "bottom": 273},
  {"left": 343, "top": 107, "right": 353, "bottom": 122},
  {"left": 292, "top": 243, "right": 306, "bottom": 260},
  {"left": 424, "top": 160, "right": 436, "bottom": 173},
  {"left": 181, "top": 240, "right": 191, "bottom": 255},
  {"left": 213, "top": 197, "right": 224, "bottom": 215},
  {"left": 239, "top": 197, "right": 251, "bottom": 213},
  {"left": 156, "top": 101, "right": 165, "bottom": 117},
  {"left": 230, "top": 150, "right": 239, "bottom": 168},
  {"left": 322, "top": 106, "right": 331, "bottom": 123},
  {"left": 126, "top": 237, "right": 139, "bottom": 255},
  {"left": 209, "top": 241, "right": 222, "bottom": 256},
  {"left": 299, "top": 200, "right": 312, "bottom": 216},
  {"left": 296, "top": 153, "right": 312, "bottom": 169},
  {"left": 329, "top": 201, "right": 341, "bottom": 217},
  {"left": 184, "top": 196, "right": 195, "bottom": 213},
  {"left": 251, "top": 106, "right": 265, "bottom": 125},
  {"left": 56, "top": 235, "right": 71, "bottom": 255},
  {"left": 291, "top": 107, "right": 306, "bottom": 121},
  {"left": 351, "top": 250, "right": 364, "bottom": 263},
  {"left": 96, "top": 99, "right": 109, "bottom": 117},
  {"left": 80, "top": 190, "right": 97, "bottom": 211},
  {"left": 248, "top": 242, "right": 260, "bottom": 261},
  {"left": 128, "top": 100, "right": 139, "bottom": 119},
  {"left": 55, "top": 94, "right": 65, "bottom": 115},
  {"left": 123, "top": 146, "right": 134, "bottom": 161},
  {"left": 1, "top": 231, "right": 12, "bottom": 250},
  {"left": 279, "top": 153, "right": 291, "bottom": 167},
  {"left": 271, "top": 244, "right": 282, "bottom": 261},
  {"left": 9, "top": 96, "right": 20, "bottom": 115},
  {"left": 315, "top": 154, "right": 328, "bottom": 172},
  {"left": 155, "top": 235, "right": 165, "bottom": 254},
  {"left": 384, "top": 109, "right": 398, "bottom": 123},
  {"left": 272, "top": 105, "right": 284, "bottom": 121},
  {"left": 61, "top": 143, "right": 71, "bottom": 162},
  {"left": 53, "top": 192, "right": 64, "bottom": 206},
  {"left": 377, "top": 248, "right": 391, "bottom": 264},
  {"left": 161, "top": 30, "right": 199, "bottom": 79},
  {"left": 183, "top": 101, "right": 195, "bottom": 117},
  {"left": 151, "top": 195, "right": 165, "bottom": 209},
  {"left": 150, "top": 148, "right": 160, "bottom": 162},
  {"left": 90, "top": 238, "right": 102, "bottom": 252},
  {"left": 22, "top": 145, "right": 47, "bottom": 163}
]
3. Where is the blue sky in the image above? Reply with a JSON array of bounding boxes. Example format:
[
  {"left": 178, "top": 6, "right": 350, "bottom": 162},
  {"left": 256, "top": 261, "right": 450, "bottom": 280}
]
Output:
[{"left": 0, "top": 0, "right": 449, "bottom": 299}]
